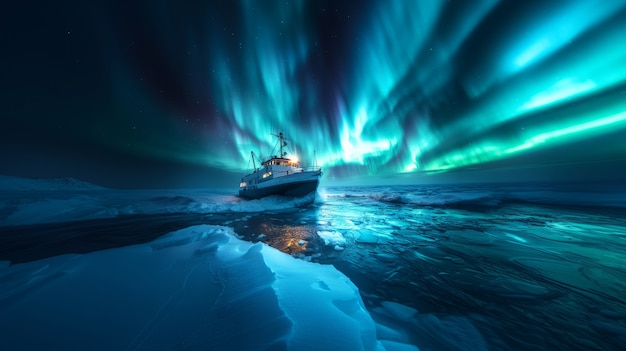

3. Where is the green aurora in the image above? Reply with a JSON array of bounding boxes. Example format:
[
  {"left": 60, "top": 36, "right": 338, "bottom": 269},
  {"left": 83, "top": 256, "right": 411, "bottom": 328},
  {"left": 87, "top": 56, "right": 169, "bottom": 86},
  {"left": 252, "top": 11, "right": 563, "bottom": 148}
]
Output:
[{"left": 3, "top": 0, "right": 626, "bottom": 186}]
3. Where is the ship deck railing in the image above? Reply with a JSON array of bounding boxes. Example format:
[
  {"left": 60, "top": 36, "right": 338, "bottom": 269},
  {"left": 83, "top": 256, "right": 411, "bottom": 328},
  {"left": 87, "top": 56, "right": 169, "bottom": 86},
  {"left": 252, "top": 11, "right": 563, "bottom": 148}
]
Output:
[{"left": 270, "top": 167, "right": 321, "bottom": 178}]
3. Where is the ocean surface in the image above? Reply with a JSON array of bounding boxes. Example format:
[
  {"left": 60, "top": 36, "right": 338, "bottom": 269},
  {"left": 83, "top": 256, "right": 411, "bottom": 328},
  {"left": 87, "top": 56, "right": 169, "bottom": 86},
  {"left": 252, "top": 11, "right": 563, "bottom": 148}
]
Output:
[{"left": 1, "top": 179, "right": 625, "bottom": 350}]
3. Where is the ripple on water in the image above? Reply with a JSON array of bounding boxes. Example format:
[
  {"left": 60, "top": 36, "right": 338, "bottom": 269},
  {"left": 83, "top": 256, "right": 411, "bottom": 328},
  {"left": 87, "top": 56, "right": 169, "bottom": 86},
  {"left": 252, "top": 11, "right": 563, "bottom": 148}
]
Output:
[
  {"left": 446, "top": 230, "right": 495, "bottom": 245},
  {"left": 477, "top": 276, "right": 562, "bottom": 301},
  {"left": 508, "top": 256, "right": 624, "bottom": 297}
]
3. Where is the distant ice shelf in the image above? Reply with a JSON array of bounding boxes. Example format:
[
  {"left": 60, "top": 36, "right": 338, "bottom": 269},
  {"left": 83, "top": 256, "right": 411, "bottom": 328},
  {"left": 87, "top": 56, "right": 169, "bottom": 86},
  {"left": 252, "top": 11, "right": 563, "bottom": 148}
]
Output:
[{"left": 0, "top": 175, "right": 107, "bottom": 191}]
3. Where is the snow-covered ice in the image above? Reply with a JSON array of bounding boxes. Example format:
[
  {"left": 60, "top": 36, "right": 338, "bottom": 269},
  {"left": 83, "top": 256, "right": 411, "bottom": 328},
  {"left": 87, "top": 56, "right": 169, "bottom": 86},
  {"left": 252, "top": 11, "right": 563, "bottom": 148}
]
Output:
[{"left": 0, "top": 225, "right": 393, "bottom": 350}]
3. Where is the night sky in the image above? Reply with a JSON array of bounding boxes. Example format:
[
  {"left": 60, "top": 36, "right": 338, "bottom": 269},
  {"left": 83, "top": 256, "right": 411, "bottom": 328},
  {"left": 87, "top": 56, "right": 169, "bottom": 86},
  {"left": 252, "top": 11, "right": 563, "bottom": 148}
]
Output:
[{"left": 2, "top": 0, "right": 626, "bottom": 188}]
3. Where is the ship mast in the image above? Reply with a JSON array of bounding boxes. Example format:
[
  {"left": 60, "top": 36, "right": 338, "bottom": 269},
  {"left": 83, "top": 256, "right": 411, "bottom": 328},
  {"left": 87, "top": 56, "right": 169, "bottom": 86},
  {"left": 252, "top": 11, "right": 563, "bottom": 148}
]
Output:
[
  {"left": 250, "top": 151, "right": 257, "bottom": 171},
  {"left": 273, "top": 132, "right": 288, "bottom": 158},
  {"left": 280, "top": 132, "right": 285, "bottom": 157}
]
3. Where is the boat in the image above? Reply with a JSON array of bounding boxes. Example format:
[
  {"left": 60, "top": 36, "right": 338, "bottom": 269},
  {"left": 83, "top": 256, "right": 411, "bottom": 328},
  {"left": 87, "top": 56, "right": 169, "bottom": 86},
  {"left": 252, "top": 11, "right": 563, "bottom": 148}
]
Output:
[{"left": 239, "top": 132, "right": 322, "bottom": 199}]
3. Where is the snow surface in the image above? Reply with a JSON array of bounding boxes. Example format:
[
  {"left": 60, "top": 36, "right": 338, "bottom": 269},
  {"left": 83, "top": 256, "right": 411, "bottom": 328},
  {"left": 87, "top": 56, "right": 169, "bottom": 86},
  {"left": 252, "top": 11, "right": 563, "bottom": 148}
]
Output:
[{"left": 0, "top": 225, "right": 419, "bottom": 351}]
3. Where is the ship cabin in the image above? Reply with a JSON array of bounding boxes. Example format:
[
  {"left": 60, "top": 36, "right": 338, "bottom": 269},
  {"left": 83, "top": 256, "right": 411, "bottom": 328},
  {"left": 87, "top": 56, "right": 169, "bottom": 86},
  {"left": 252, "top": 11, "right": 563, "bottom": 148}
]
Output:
[{"left": 259, "top": 156, "right": 303, "bottom": 180}]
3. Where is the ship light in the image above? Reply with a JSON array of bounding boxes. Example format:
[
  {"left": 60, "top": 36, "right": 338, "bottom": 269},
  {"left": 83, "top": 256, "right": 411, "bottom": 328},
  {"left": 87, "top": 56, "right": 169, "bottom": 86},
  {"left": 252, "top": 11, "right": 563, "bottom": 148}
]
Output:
[
  {"left": 239, "top": 182, "right": 246, "bottom": 188},
  {"left": 291, "top": 155, "right": 299, "bottom": 164}
]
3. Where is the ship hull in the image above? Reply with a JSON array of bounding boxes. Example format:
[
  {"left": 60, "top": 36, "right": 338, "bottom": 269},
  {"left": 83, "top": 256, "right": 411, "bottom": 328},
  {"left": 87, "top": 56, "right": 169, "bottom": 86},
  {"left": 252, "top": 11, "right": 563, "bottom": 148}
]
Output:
[{"left": 239, "top": 171, "right": 320, "bottom": 199}]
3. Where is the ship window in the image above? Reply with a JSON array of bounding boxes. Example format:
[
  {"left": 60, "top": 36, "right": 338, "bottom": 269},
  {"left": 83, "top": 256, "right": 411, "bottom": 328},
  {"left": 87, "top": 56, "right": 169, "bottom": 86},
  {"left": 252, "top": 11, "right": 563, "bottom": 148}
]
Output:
[{"left": 239, "top": 182, "right": 246, "bottom": 188}]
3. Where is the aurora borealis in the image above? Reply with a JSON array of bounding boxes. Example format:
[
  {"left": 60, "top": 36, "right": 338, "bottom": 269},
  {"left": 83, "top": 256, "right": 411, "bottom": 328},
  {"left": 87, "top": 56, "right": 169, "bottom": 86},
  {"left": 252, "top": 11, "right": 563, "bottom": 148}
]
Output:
[{"left": 2, "top": 0, "right": 626, "bottom": 187}]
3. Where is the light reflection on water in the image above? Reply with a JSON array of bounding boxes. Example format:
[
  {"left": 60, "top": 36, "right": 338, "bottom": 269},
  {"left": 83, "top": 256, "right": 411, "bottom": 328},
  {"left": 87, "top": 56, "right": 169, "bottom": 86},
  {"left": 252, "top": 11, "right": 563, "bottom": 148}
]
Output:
[{"left": 232, "top": 209, "right": 322, "bottom": 256}]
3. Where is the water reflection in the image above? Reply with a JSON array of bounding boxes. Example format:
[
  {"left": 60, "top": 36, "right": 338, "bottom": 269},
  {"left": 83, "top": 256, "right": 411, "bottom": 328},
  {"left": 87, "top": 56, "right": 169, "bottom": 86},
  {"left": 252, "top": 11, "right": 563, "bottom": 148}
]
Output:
[{"left": 231, "top": 207, "right": 322, "bottom": 256}]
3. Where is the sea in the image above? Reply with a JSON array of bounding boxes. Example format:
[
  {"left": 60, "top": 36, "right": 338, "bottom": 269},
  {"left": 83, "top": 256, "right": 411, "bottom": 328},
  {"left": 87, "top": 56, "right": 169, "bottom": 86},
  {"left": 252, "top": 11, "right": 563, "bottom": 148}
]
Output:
[{"left": 1, "top": 178, "right": 625, "bottom": 350}]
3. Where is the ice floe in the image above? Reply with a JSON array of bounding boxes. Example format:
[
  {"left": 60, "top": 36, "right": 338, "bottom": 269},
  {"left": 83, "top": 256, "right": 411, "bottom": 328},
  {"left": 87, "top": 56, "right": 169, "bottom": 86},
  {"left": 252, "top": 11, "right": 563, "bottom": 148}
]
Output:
[
  {"left": 317, "top": 230, "right": 346, "bottom": 246},
  {"left": 0, "top": 225, "right": 421, "bottom": 350}
]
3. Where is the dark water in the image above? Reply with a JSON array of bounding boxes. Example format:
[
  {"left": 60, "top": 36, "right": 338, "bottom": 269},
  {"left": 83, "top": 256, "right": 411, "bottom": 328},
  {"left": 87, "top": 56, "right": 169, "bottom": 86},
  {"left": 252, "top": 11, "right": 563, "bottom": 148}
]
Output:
[{"left": 1, "top": 183, "right": 625, "bottom": 350}]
